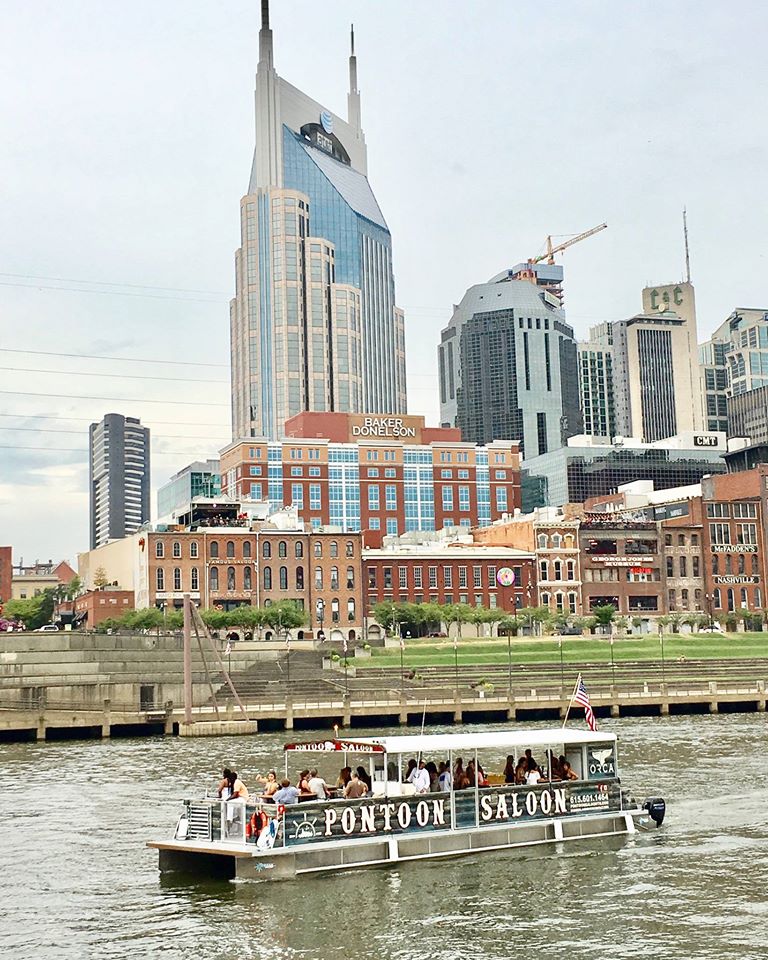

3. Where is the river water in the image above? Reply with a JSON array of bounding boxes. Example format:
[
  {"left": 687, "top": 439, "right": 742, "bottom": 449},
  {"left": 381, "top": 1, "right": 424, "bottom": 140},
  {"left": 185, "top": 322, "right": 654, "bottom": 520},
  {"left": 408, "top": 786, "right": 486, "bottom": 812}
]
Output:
[{"left": 2, "top": 713, "right": 767, "bottom": 960}]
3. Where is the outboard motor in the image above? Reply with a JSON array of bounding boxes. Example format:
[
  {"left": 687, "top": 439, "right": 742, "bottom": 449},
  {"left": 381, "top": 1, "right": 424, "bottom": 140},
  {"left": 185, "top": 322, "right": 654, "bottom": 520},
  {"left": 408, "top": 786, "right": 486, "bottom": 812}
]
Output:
[{"left": 643, "top": 797, "right": 666, "bottom": 827}]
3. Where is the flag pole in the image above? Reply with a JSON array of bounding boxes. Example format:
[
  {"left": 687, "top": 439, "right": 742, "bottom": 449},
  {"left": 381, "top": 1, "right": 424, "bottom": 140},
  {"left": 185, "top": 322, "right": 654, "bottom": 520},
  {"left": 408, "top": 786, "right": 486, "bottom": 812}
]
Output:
[{"left": 561, "top": 672, "right": 581, "bottom": 729}]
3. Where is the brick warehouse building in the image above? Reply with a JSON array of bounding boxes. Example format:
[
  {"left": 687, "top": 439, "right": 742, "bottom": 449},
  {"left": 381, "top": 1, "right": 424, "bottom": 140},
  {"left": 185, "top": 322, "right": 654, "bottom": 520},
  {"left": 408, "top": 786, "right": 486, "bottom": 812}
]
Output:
[{"left": 219, "top": 412, "right": 521, "bottom": 548}]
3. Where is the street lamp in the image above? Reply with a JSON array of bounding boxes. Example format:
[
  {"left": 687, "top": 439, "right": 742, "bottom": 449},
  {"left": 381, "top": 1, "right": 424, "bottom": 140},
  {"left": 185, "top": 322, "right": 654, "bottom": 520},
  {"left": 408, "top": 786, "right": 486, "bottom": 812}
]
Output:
[
  {"left": 316, "top": 598, "right": 325, "bottom": 640},
  {"left": 558, "top": 635, "right": 565, "bottom": 694},
  {"left": 609, "top": 634, "right": 616, "bottom": 687},
  {"left": 705, "top": 592, "right": 715, "bottom": 631}
]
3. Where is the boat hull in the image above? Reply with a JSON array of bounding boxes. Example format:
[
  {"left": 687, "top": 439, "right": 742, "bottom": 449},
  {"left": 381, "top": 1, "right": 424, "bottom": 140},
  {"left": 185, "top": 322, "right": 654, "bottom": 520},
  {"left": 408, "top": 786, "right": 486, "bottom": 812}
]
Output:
[{"left": 149, "top": 806, "right": 644, "bottom": 881}]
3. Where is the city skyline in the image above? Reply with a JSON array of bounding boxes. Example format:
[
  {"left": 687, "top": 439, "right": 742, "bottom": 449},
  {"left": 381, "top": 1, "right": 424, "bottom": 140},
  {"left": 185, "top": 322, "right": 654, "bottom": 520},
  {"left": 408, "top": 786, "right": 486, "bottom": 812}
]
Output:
[{"left": 2, "top": 0, "right": 767, "bottom": 559}]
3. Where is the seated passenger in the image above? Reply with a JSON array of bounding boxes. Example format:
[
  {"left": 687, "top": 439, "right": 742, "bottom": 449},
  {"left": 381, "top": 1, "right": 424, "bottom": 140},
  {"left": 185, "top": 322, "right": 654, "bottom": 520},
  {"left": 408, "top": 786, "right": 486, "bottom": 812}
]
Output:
[
  {"left": 404, "top": 758, "right": 417, "bottom": 783},
  {"left": 465, "top": 760, "right": 477, "bottom": 788},
  {"left": 344, "top": 770, "right": 368, "bottom": 799},
  {"left": 560, "top": 760, "right": 578, "bottom": 781},
  {"left": 453, "top": 757, "right": 464, "bottom": 782},
  {"left": 336, "top": 766, "right": 352, "bottom": 789},
  {"left": 257, "top": 770, "right": 279, "bottom": 798},
  {"left": 503, "top": 755, "right": 515, "bottom": 784},
  {"left": 524, "top": 748, "right": 537, "bottom": 770},
  {"left": 426, "top": 761, "right": 439, "bottom": 791},
  {"left": 408, "top": 760, "right": 431, "bottom": 794},
  {"left": 477, "top": 762, "right": 489, "bottom": 788},
  {"left": 298, "top": 769, "right": 312, "bottom": 794},
  {"left": 273, "top": 778, "right": 300, "bottom": 805},
  {"left": 356, "top": 766, "right": 372, "bottom": 793},
  {"left": 438, "top": 761, "right": 452, "bottom": 792},
  {"left": 307, "top": 768, "right": 329, "bottom": 800},
  {"left": 526, "top": 763, "right": 545, "bottom": 786},
  {"left": 514, "top": 757, "right": 528, "bottom": 784},
  {"left": 548, "top": 752, "right": 563, "bottom": 781}
]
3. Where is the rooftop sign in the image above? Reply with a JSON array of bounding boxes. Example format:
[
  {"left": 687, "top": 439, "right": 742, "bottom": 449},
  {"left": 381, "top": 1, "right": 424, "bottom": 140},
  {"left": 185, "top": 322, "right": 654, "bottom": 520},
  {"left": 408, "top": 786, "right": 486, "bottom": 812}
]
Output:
[{"left": 348, "top": 415, "right": 423, "bottom": 443}]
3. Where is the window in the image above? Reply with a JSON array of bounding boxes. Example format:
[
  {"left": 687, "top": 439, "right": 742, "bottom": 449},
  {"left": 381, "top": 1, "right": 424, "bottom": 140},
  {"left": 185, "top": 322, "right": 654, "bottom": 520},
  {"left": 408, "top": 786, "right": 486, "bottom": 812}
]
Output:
[
  {"left": 487, "top": 566, "right": 496, "bottom": 586},
  {"left": 226, "top": 540, "right": 235, "bottom": 558},
  {"left": 346, "top": 566, "right": 355, "bottom": 589},
  {"left": 210, "top": 541, "right": 219, "bottom": 559},
  {"left": 398, "top": 566, "right": 407, "bottom": 590},
  {"left": 553, "top": 560, "right": 563, "bottom": 580},
  {"left": 442, "top": 487, "right": 454, "bottom": 511},
  {"left": 330, "top": 567, "right": 339, "bottom": 590},
  {"left": 278, "top": 541, "right": 288, "bottom": 558},
  {"left": 331, "top": 599, "right": 340, "bottom": 623},
  {"left": 279, "top": 566, "right": 288, "bottom": 590},
  {"left": 691, "top": 533, "right": 699, "bottom": 546},
  {"left": 243, "top": 541, "right": 252, "bottom": 559},
  {"left": 367, "top": 468, "right": 380, "bottom": 478},
  {"left": 263, "top": 566, "right": 272, "bottom": 589},
  {"left": 664, "top": 533, "right": 672, "bottom": 546},
  {"left": 458, "top": 566, "right": 467, "bottom": 589},
  {"left": 291, "top": 466, "right": 303, "bottom": 477},
  {"left": 314, "top": 567, "right": 323, "bottom": 589},
  {"left": 385, "top": 485, "right": 397, "bottom": 510},
  {"left": 666, "top": 557, "right": 674, "bottom": 577},
  {"left": 227, "top": 567, "right": 236, "bottom": 591},
  {"left": 473, "top": 566, "right": 482, "bottom": 588},
  {"left": 733, "top": 502, "right": 757, "bottom": 518},
  {"left": 551, "top": 534, "right": 562, "bottom": 549},
  {"left": 367, "top": 567, "right": 376, "bottom": 589},
  {"left": 263, "top": 540, "right": 272, "bottom": 558},
  {"left": 537, "top": 533, "right": 548, "bottom": 549},
  {"left": 172, "top": 541, "right": 181, "bottom": 559},
  {"left": 156, "top": 568, "right": 164, "bottom": 591},
  {"left": 741, "top": 588, "right": 749, "bottom": 608},
  {"left": 190, "top": 541, "right": 198, "bottom": 559},
  {"left": 346, "top": 541, "right": 354, "bottom": 557},
  {"left": 330, "top": 541, "right": 338, "bottom": 558},
  {"left": 495, "top": 470, "right": 507, "bottom": 480},
  {"left": 244, "top": 567, "right": 252, "bottom": 590},
  {"left": 678, "top": 534, "right": 686, "bottom": 546},
  {"left": 155, "top": 541, "right": 164, "bottom": 559},
  {"left": 414, "top": 567, "right": 423, "bottom": 589},
  {"left": 309, "top": 466, "right": 320, "bottom": 477},
  {"left": 568, "top": 592, "right": 577, "bottom": 614},
  {"left": 736, "top": 523, "right": 757, "bottom": 545},
  {"left": 458, "top": 469, "right": 469, "bottom": 479},
  {"left": 386, "top": 518, "right": 398, "bottom": 536},
  {"left": 679, "top": 556, "right": 687, "bottom": 577},
  {"left": 539, "top": 559, "right": 548, "bottom": 581},
  {"left": 441, "top": 469, "right": 451, "bottom": 479},
  {"left": 190, "top": 567, "right": 199, "bottom": 591},
  {"left": 429, "top": 566, "right": 438, "bottom": 589},
  {"left": 709, "top": 523, "right": 730, "bottom": 545},
  {"left": 309, "top": 484, "right": 321, "bottom": 510},
  {"left": 368, "top": 485, "right": 380, "bottom": 511},
  {"left": 173, "top": 568, "right": 181, "bottom": 591},
  {"left": 384, "top": 567, "right": 393, "bottom": 589},
  {"left": 295, "top": 566, "right": 304, "bottom": 589},
  {"left": 291, "top": 484, "right": 303, "bottom": 508},
  {"left": 738, "top": 554, "right": 746, "bottom": 574},
  {"left": 369, "top": 518, "right": 381, "bottom": 530},
  {"left": 706, "top": 502, "right": 730, "bottom": 518},
  {"left": 458, "top": 486, "right": 470, "bottom": 512},
  {"left": 444, "top": 567, "right": 453, "bottom": 588},
  {"left": 314, "top": 541, "right": 322, "bottom": 558},
  {"left": 209, "top": 567, "right": 219, "bottom": 591},
  {"left": 566, "top": 560, "right": 576, "bottom": 580},
  {"left": 692, "top": 556, "right": 700, "bottom": 577},
  {"left": 713, "top": 588, "right": 721, "bottom": 609},
  {"left": 495, "top": 488, "right": 508, "bottom": 512}
]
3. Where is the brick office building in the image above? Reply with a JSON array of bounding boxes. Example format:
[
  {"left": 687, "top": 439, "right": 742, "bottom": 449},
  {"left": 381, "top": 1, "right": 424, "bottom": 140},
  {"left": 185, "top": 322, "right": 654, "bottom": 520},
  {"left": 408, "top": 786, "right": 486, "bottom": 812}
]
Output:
[{"left": 219, "top": 412, "right": 521, "bottom": 548}]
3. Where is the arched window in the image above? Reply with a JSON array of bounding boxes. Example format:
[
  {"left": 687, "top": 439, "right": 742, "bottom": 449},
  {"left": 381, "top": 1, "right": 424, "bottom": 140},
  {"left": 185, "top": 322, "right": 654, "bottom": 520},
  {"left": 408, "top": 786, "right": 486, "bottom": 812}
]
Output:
[
  {"left": 346, "top": 566, "right": 355, "bottom": 589},
  {"left": 190, "top": 567, "right": 199, "bottom": 591},
  {"left": 541, "top": 591, "right": 551, "bottom": 607},
  {"left": 713, "top": 587, "right": 721, "bottom": 609},
  {"left": 346, "top": 541, "right": 354, "bottom": 557},
  {"left": 173, "top": 568, "right": 182, "bottom": 591},
  {"left": 330, "top": 541, "right": 338, "bottom": 558},
  {"left": 551, "top": 534, "right": 562, "bottom": 549},
  {"left": 295, "top": 541, "right": 304, "bottom": 558},
  {"left": 210, "top": 567, "right": 219, "bottom": 591},
  {"left": 155, "top": 541, "right": 165, "bottom": 558},
  {"left": 537, "top": 533, "right": 548, "bottom": 549},
  {"left": 244, "top": 566, "right": 252, "bottom": 590},
  {"left": 330, "top": 566, "right": 339, "bottom": 590},
  {"left": 347, "top": 598, "right": 355, "bottom": 621},
  {"left": 263, "top": 566, "right": 272, "bottom": 590},
  {"left": 566, "top": 559, "right": 576, "bottom": 580},
  {"left": 227, "top": 567, "right": 236, "bottom": 591},
  {"left": 555, "top": 592, "right": 564, "bottom": 612},
  {"left": 296, "top": 566, "right": 304, "bottom": 589},
  {"left": 243, "top": 541, "right": 252, "bottom": 559},
  {"left": 156, "top": 568, "right": 164, "bottom": 590},
  {"left": 756, "top": 587, "right": 763, "bottom": 608},
  {"left": 314, "top": 541, "right": 323, "bottom": 558},
  {"left": 226, "top": 540, "right": 235, "bottom": 559},
  {"left": 190, "top": 541, "right": 199, "bottom": 559},
  {"left": 738, "top": 554, "right": 746, "bottom": 574},
  {"left": 740, "top": 588, "right": 748, "bottom": 608},
  {"left": 315, "top": 567, "right": 323, "bottom": 589},
  {"left": 279, "top": 566, "right": 288, "bottom": 590},
  {"left": 568, "top": 592, "right": 577, "bottom": 614},
  {"left": 564, "top": 534, "right": 574, "bottom": 549},
  {"left": 262, "top": 540, "right": 271, "bottom": 558},
  {"left": 331, "top": 598, "right": 340, "bottom": 623},
  {"left": 727, "top": 588, "right": 735, "bottom": 611},
  {"left": 172, "top": 541, "right": 181, "bottom": 559},
  {"left": 210, "top": 541, "right": 219, "bottom": 559},
  {"left": 553, "top": 560, "right": 563, "bottom": 580},
  {"left": 539, "top": 559, "right": 548, "bottom": 582},
  {"left": 752, "top": 553, "right": 760, "bottom": 575},
  {"left": 278, "top": 541, "right": 287, "bottom": 558}
]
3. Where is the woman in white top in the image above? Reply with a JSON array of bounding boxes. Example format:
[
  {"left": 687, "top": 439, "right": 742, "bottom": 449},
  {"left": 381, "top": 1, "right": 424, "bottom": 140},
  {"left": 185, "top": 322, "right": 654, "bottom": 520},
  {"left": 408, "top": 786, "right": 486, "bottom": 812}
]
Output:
[{"left": 526, "top": 765, "right": 543, "bottom": 786}]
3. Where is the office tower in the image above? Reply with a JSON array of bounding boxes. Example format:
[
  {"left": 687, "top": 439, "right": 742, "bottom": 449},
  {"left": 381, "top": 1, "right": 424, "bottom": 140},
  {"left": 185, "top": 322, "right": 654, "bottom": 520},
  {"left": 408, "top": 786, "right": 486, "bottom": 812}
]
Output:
[
  {"left": 157, "top": 460, "right": 221, "bottom": 520},
  {"left": 612, "top": 283, "right": 703, "bottom": 442},
  {"left": 230, "top": 3, "right": 407, "bottom": 440},
  {"left": 578, "top": 323, "right": 616, "bottom": 440},
  {"left": 438, "top": 269, "right": 582, "bottom": 458},
  {"left": 89, "top": 414, "right": 150, "bottom": 549},
  {"left": 699, "top": 339, "right": 729, "bottom": 433}
]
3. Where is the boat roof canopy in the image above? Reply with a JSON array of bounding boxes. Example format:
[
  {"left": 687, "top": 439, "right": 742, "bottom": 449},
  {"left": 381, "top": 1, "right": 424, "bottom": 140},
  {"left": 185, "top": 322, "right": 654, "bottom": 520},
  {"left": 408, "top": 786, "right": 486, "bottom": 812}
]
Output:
[
  {"left": 351, "top": 728, "right": 616, "bottom": 756},
  {"left": 283, "top": 738, "right": 386, "bottom": 754}
]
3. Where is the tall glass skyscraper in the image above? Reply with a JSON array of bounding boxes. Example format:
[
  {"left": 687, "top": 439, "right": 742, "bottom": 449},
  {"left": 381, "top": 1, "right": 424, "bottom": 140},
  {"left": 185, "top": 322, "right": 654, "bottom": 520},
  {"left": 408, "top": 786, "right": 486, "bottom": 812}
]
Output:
[{"left": 230, "top": 3, "right": 407, "bottom": 440}]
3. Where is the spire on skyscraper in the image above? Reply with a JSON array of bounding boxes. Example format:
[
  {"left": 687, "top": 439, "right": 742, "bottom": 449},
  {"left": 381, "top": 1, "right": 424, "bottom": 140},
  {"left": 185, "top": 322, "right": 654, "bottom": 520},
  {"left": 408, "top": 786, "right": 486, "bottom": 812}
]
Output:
[
  {"left": 259, "top": 0, "right": 274, "bottom": 69},
  {"left": 348, "top": 22, "right": 362, "bottom": 131}
]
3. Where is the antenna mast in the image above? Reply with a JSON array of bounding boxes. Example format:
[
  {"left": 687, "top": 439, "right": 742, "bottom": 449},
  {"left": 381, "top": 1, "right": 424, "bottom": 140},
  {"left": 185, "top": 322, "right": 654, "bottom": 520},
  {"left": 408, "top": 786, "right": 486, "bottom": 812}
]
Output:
[{"left": 683, "top": 207, "right": 691, "bottom": 283}]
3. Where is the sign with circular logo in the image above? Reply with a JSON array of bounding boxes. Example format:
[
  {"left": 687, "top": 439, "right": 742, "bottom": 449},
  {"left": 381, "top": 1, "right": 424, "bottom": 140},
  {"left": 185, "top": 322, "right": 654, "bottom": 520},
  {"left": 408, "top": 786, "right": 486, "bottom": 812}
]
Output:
[
  {"left": 320, "top": 110, "right": 334, "bottom": 134},
  {"left": 496, "top": 567, "right": 515, "bottom": 587}
]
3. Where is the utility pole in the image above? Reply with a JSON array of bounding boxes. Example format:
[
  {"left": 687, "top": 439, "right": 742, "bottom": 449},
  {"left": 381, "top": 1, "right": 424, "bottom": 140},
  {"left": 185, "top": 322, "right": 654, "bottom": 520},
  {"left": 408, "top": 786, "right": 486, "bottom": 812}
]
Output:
[{"left": 183, "top": 593, "right": 192, "bottom": 725}]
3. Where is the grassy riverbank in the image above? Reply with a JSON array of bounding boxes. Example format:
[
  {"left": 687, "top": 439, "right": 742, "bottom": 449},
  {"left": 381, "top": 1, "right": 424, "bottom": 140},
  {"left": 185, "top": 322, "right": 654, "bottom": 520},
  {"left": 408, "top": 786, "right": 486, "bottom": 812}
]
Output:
[{"left": 357, "top": 632, "right": 768, "bottom": 668}]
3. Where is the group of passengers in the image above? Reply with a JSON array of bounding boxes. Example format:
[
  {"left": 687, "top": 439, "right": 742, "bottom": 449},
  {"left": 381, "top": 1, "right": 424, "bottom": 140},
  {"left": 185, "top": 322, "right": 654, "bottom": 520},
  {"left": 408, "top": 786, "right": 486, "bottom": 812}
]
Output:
[{"left": 218, "top": 749, "right": 579, "bottom": 806}]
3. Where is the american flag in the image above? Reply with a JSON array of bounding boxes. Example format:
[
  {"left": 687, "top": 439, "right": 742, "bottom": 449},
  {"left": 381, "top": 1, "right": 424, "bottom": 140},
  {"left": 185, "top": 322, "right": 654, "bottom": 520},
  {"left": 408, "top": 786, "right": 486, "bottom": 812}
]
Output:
[{"left": 573, "top": 676, "right": 597, "bottom": 732}]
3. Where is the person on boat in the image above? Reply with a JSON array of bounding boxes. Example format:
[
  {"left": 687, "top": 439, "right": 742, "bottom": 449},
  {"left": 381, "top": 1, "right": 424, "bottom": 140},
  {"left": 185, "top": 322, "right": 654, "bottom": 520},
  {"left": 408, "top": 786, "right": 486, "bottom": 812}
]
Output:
[
  {"left": 217, "top": 767, "right": 235, "bottom": 799},
  {"left": 273, "top": 778, "right": 300, "bottom": 805},
  {"left": 514, "top": 757, "right": 528, "bottom": 784},
  {"left": 560, "top": 759, "right": 578, "bottom": 781},
  {"left": 503, "top": 755, "right": 516, "bottom": 784},
  {"left": 344, "top": 770, "right": 368, "bottom": 799},
  {"left": 526, "top": 763, "right": 546, "bottom": 786},
  {"left": 408, "top": 760, "right": 431, "bottom": 794},
  {"left": 307, "top": 768, "right": 329, "bottom": 800},
  {"left": 403, "top": 758, "right": 417, "bottom": 783},
  {"left": 548, "top": 751, "right": 562, "bottom": 780},
  {"left": 426, "top": 761, "right": 439, "bottom": 791},
  {"left": 297, "top": 769, "right": 312, "bottom": 794},
  {"left": 465, "top": 760, "right": 477, "bottom": 788},
  {"left": 355, "top": 766, "right": 372, "bottom": 793},
  {"left": 336, "top": 766, "right": 352, "bottom": 789},
  {"left": 453, "top": 757, "right": 464, "bottom": 783},
  {"left": 477, "top": 762, "right": 489, "bottom": 787},
  {"left": 524, "top": 748, "right": 537, "bottom": 770},
  {"left": 257, "top": 770, "right": 279, "bottom": 799},
  {"left": 438, "top": 761, "right": 452, "bottom": 791}
]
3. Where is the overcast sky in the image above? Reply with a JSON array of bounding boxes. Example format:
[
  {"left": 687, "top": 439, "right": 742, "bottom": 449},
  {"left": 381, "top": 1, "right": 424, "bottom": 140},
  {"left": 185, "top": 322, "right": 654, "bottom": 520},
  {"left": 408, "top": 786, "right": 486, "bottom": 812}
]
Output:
[{"left": 1, "top": 0, "right": 767, "bottom": 566}]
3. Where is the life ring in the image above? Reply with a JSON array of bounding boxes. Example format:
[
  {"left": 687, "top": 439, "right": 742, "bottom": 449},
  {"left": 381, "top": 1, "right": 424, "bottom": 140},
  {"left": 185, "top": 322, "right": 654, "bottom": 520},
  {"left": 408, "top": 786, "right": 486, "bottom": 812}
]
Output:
[
  {"left": 277, "top": 804, "right": 286, "bottom": 817},
  {"left": 246, "top": 809, "right": 269, "bottom": 839}
]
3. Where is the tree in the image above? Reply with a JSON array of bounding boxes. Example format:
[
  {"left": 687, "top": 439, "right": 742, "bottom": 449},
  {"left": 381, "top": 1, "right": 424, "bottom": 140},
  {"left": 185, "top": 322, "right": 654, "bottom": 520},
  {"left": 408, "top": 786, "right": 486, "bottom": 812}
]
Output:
[
  {"left": 65, "top": 575, "right": 83, "bottom": 600},
  {"left": 93, "top": 567, "right": 109, "bottom": 589},
  {"left": 497, "top": 615, "right": 523, "bottom": 637},
  {"left": 263, "top": 600, "right": 306, "bottom": 633},
  {"left": 656, "top": 614, "right": 671, "bottom": 636},
  {"left": 164, "top": 609, "right": 184, "bottom": 630},
  {"left": 517, "top": 605, "right": 551, "bottom": 636},
  {"left": 372, "top": 601, "right": 398, "bottom": 633},
  {"left": 443, "top": 603, "right": 473, "bottom": 640},
  {"left": 592, "top": 604, "right": 616, "bottom": 634},
  {"left": 613, "top": 616, "right": 629, "bottom": 636},
  {"left": 420, "top": 602, "right": 446, "bottom": 636},
  {"left": 5, "top": 593, "right": 52, "bottom": 630},
  {"left": 551, "top": 612, "right": 571, "bottom": 635},
  {"left": 199, "top": 608, "right": 229, "bottom": 631},
  {"left": 669, "top": 613, "right": 683, "bottom": 634},
  {"left": 470, "top": 606, "right": 496, "bottom": 637}
]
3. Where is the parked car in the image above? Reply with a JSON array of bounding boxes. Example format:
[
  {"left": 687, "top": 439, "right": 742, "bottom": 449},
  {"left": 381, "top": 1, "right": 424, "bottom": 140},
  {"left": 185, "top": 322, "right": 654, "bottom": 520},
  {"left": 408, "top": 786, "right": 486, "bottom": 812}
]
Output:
[
  {"left": 697, "top": 623, "right": 724, "bottom": 634},
  {"left": 35, "top": 623, "right": 60, "bottom": 632}
]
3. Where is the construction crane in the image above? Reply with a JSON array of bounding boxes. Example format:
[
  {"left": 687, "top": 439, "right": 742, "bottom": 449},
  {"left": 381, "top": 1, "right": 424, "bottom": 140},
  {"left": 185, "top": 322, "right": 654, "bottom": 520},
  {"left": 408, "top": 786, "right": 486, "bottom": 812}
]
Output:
[{"left": 531, "top": 222, "right": 608, "bottom": 265}]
